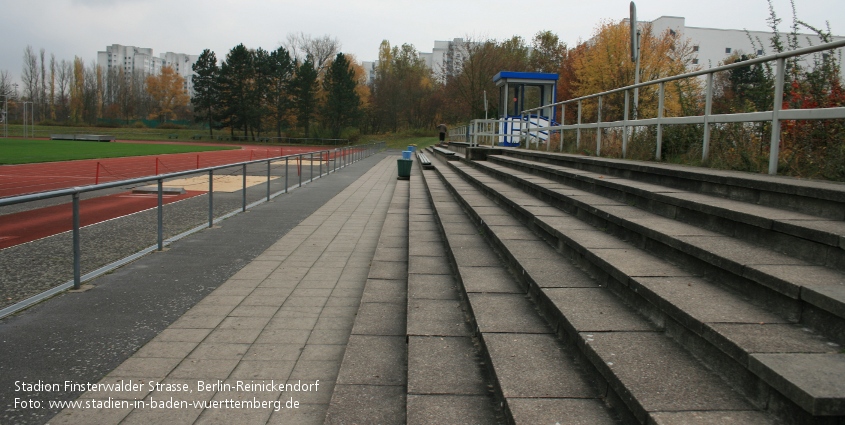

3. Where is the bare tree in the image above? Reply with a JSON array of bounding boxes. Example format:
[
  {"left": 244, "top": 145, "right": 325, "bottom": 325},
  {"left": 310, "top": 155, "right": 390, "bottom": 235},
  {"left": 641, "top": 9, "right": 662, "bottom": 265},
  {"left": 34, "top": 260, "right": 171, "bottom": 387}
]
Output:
[
  {"left": 284, "top": 32, "right": 341, "bottom": 77},
  {"left": 22, "top": 46, "right": 39, "bottom": 104},
  {"left": 40, "top": 48, "right": 47, "bottom": 120},
  {"left": 56, "top": 59, "right": 72, "bottom": 121}
]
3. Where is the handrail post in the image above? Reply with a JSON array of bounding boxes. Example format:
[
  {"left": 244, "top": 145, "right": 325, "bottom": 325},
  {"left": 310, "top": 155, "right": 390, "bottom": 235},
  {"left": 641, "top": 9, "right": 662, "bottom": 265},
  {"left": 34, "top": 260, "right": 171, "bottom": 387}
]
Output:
[
  {"left": 284, "top": 157, "right": 289, "bottom": 192},
  {"left": 157, "top": 178, "right": 164, "bottom": 251},
  {"left": 319, "top": 150, "right": 323, "bottom": 177},
  {"left": 310, "top": 152, "right": 314, "bottom": 182},
  {"left": 703, "top": 72, "right": 714, "bottom": 162},
  {"left": 577, "top": 100, "right": 582, "bottom": 150},
  {"left": 768, "top": 57, "right": 786, "bottom": 175},
  {"left": 623, "top": 90, "right": 630, "bottom": 159},
  {"left": 242, "top": 163, "right": 247, "bottom": 212},
  {"left": 560, "top": 104, "right": 566, "bottom": 152},
  {"left": 596, "top": 96, "right": 603, "bottom": 156},
  {"left": 72, "top": 193, "right": 81, "bottom": 289},
  {"left": 299, "top": 154, "right": 303, "bottom": 188},
  {"left": 266, "top": 159, "right": 271, "bottom": 201},
  {"left": 656, "top": 82, "right": 665, "bottom": 160},
  {"left": 208, "top": 170, "right": 213, "bottom": 227}
]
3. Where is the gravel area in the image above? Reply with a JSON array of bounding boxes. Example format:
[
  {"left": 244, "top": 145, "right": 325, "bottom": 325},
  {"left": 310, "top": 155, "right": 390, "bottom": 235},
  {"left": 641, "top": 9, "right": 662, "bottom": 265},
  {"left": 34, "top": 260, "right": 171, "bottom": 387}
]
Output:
[{"left": 0, "top": 160, "right": 328, "bottom": 310}]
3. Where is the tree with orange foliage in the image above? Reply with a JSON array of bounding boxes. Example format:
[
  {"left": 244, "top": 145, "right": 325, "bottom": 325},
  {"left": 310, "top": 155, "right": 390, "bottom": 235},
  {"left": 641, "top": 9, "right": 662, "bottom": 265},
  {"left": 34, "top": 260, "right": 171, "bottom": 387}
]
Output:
[
  {"left": 145, "top": 65, "right": 189, "bottom": 122},
  {"left": 568, "top": 20, "right": 698, "bottom": 122}
]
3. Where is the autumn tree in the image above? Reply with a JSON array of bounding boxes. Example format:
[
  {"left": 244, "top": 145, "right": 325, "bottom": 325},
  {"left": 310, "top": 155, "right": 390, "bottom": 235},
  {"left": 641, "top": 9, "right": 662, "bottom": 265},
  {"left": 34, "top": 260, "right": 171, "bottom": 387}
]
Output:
[
  {"left": 570, "top": 20, "right": 697, "bottom": 122},
  {"left": 370, "top": 41, "right": 437, "bottom": 132},
  {"left": 530, "top": 31, "right": 567, "bottom": 74},
  {"left": 322, "top": 53, "right": 360, "bottom": 138},
  {"left": 145, "top": 65, "right": 189, "bottom": 122},
  {"left": 443, "top": 36, "right": 531, "bottom": 122},
  {"left": 192, "top": 49, "right": 219, "bottom": 135}
]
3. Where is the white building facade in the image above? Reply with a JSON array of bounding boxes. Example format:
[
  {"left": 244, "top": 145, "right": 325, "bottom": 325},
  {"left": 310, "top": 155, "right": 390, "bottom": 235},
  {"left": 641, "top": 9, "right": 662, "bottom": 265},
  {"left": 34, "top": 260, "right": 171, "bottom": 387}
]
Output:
[
  {"left": 641, "top": 16, "right": 845, "bottom": 72},
  {"left": 97, "top": 44, "right": 199, "bottom": 95}
]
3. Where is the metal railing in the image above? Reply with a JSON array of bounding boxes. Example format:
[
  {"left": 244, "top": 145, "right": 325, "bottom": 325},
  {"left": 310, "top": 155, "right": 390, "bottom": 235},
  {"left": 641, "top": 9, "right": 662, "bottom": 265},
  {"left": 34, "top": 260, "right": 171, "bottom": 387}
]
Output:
[
  {"left": 459, "top": 39, "right": 845, "bottom": 175},
  {"left": 0, "top": 142, "right": 385, "bottom": 319}
]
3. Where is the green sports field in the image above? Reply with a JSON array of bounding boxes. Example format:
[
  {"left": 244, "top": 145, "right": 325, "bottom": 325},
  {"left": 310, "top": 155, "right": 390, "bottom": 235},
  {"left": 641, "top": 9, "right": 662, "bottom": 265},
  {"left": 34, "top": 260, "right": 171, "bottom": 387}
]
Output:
[{"left": 0, "top": 139, "right": 237, "bottom": 165}]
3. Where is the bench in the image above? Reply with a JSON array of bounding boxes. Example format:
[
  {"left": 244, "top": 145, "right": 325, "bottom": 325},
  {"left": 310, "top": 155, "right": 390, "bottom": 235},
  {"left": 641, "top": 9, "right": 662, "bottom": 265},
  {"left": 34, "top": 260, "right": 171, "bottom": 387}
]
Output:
[
  {"left": 167, "top": 134, "right": 179, "bottom": 139},
  {"left": 417, "top": 152, "right": 434, "bottom": 170},
  {"left": 190, "top": 134, "right": 203, "bottom": 140},
  {"left": 433, "top": 147, "right": 458, "bottom": 161}
]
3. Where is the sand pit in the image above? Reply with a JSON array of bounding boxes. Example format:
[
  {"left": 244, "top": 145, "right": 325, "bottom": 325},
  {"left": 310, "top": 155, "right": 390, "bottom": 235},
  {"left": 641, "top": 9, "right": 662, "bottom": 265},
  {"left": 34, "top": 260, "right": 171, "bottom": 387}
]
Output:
[{"left": 163, "top": 175, "right": 280, "bottom": 193}]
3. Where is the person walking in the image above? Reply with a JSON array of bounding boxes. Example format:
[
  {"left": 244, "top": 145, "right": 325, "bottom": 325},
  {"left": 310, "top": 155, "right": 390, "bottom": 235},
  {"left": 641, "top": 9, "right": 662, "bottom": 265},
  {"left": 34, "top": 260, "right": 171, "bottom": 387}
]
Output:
[{"left": 437, "top": 123, "right": 447, "bottom": 143}]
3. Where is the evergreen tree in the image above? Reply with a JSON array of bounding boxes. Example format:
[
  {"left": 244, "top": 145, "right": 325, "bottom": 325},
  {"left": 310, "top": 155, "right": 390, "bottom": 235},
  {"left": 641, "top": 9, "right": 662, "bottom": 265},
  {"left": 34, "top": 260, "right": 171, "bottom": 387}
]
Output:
[
  {"left": 292, "top": 56, "right": 318, "bottom": 138},
  {"left": 267, "top": 47, "right": 295, "bottom": 138},
  {"left": 322, "top": 53, "right": 360, "bottom": 138},
  {"left": 218, "top": 44, "right": 255, "bottom": 137},
  {"left": 191, "top": 49, "right": 219, "bottom": 136}
]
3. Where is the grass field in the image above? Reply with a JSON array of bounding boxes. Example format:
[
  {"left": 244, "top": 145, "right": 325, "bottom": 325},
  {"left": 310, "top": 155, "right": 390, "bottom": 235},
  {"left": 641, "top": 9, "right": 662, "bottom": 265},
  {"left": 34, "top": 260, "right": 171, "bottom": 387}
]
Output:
[{"left": 0, "top": 139, "right": 237, "bottom": 165}]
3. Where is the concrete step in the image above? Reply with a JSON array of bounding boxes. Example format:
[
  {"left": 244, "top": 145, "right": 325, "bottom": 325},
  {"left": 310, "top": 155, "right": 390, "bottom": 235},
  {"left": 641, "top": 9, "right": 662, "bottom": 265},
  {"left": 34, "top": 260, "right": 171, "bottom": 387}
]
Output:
[
  {"left": 489, "top": 149, "right": 845, "bottom": 220},
  {"left": 433, "top": 155, "right": 845, "bottom": 423},
  {"left": 324, "top": 178, "right": 410, "bottom": 424},
  {"left": 405, "top": 161, "right": 503, "bottom": 424},
  {"left": 488, "top": 154, "right": 845, "bottom": 271},
  {"left": 419, "top": 162, "right": 621, "bottom": 424},
  {"left": 468, "top": 157, "right": 845, "bottom": 347}
]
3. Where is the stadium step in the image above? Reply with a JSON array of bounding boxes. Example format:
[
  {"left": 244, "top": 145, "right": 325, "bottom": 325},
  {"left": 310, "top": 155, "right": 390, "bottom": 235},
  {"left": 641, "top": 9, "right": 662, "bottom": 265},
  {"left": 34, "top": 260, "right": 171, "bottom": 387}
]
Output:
[
  {"left": 419, "top": 161, "right": 621, "bottom": 424},
  {"left": 426, "top": 146, "right": 845, "bottom": 424},
  {"left": 325, "top": 163, "right": 504, "bottom": 424}
]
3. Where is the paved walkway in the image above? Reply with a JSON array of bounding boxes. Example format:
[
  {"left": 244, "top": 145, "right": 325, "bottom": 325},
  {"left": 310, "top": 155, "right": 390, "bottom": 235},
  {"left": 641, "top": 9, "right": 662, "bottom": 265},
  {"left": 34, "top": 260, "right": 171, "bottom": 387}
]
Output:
[{"left": 42, "top": 155, "right": 398, "bottom": 424}]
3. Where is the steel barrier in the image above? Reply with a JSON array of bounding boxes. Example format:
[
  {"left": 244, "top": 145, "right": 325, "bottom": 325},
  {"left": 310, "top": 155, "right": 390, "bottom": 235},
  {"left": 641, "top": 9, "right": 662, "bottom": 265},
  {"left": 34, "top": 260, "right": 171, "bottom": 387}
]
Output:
[{"left": 0, "top": 142, "right": 386, "bottom": 319}]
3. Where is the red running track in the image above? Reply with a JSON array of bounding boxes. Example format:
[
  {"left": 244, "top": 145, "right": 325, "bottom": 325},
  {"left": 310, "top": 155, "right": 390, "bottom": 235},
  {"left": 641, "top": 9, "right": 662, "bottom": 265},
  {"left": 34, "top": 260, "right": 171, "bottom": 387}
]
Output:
[
  {"left": 0, "top": 145, "right": 326, "bottom": 198},
  {"left": 0, "top": 190, "right": 204, "bottom": 249}
]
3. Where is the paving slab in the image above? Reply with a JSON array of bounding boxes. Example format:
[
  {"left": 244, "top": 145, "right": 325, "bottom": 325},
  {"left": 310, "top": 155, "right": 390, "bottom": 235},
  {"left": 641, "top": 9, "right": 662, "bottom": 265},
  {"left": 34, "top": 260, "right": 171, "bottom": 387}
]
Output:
[
  {"left": 324, "top": 384, "right": 406, "bottom": 424},
  {"left": 749, "top": 353, "right": 845, "bottom": 416},
  {"left": 630, "top": 276, "right": 788, "bottom": 330},
  {"left": 483, "top": 333, "right": 597, "bottom": 398},
  {"left": 359, "top": 279, "right": 407, "bottom": 304},
  {"left": 408, "top": 336, "right": 488, "bottom": 395},
  {"left": 466, "top": 293, "right": 550, "bottom": 334},
  {"left": 407, "top": 298, "right": 471, "bottom": 337},
  {"left": 581, "top": 331, "right": 752, "bottom": 423},
  {"left": 507, "top": 398, "right": 618, "bottom": 425},
  {"left": 458, "top": 266, "right": 522, "bottom": 293},
  {"left": 408, "top": 274, "right": 459, "bottom": 300},
  {"left": 544, "top": 287, "right": 654, "bottom": 333},
  {"left": 350, "top": 302, "right": 407, "bottom": 336},
  {"left": 406, "top": 395, "right": 499, "bottom": 425},
  {"left": 517, "top": 257, "right": 600, "bottom": 289},
  {"left": 649, "top": 410, "right": 776, "bottom": 425}
]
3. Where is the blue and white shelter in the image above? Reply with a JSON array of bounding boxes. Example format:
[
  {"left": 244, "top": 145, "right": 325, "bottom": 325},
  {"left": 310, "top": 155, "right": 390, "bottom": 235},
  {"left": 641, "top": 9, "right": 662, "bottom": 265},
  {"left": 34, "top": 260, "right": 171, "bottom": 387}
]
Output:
[{"left": 493, "top": 71, "right": 558, "bottom": 146}]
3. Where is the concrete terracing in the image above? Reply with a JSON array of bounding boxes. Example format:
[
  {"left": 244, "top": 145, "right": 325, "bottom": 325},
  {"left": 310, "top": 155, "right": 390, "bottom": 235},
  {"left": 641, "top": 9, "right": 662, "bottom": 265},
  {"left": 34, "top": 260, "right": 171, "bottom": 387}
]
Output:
[{"left": 6, "top": 144, "right": 845, "bottom": 424}]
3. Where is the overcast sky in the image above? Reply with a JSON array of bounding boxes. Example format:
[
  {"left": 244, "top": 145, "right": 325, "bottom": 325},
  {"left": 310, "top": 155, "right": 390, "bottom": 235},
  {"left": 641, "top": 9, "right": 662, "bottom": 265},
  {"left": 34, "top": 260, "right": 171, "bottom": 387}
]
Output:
[{"left": 1, "top": 0, "right": 841, "bottom": 86}]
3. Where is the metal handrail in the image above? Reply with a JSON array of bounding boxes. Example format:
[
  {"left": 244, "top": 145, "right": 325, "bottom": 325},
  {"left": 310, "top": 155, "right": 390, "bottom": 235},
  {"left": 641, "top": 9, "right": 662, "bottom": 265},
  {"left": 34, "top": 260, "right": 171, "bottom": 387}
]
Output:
[
  {"left": 506, "top": 39, "right": 845, "bottom": 174},
  {"left": 0, "top": 141, "right": 385, "bottom": 319}
]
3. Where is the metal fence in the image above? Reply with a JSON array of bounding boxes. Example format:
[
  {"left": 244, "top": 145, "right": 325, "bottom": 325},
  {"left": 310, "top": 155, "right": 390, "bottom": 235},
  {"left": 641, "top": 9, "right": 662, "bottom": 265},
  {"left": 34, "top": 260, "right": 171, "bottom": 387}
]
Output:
[
  {"left": 0, "top": 142, "right": 385, "bottom": 319},
  {"left": 453, "top": 39, "right": 845, "bottom": 175}
]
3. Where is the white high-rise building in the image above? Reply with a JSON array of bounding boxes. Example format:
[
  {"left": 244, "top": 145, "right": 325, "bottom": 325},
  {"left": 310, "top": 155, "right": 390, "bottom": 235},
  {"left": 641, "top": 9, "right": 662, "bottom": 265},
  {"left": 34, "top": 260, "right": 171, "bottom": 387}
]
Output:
[
  {"left": 97, "top": 44, "right": 199, "bottom": 95},
  {"left": 631, "top": 16, "right": 845, "bottom": 73}
]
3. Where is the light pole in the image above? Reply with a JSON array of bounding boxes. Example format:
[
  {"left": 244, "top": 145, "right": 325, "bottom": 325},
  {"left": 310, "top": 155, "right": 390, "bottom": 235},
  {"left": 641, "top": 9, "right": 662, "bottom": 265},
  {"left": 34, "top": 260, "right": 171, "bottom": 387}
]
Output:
[
  {"left": 0, "top": 95, "right": 7, "bottom": 138},
  {"left": 630, "top": 2, "right": 642, "bottom": 121}
]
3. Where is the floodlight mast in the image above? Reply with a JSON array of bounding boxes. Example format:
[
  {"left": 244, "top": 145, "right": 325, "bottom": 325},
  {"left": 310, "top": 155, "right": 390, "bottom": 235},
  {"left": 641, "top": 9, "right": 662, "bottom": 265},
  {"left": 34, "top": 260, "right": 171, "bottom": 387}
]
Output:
[{"left": 630, "top": 1, "right": 641, "bottom": 120}]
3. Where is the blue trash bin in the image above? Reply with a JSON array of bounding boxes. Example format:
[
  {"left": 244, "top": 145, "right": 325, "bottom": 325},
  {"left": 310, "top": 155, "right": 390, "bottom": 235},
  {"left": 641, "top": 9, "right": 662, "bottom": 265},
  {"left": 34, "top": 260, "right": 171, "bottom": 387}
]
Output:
[{"left": 402, "top": 151, "right": 412, "bottom": 160}]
